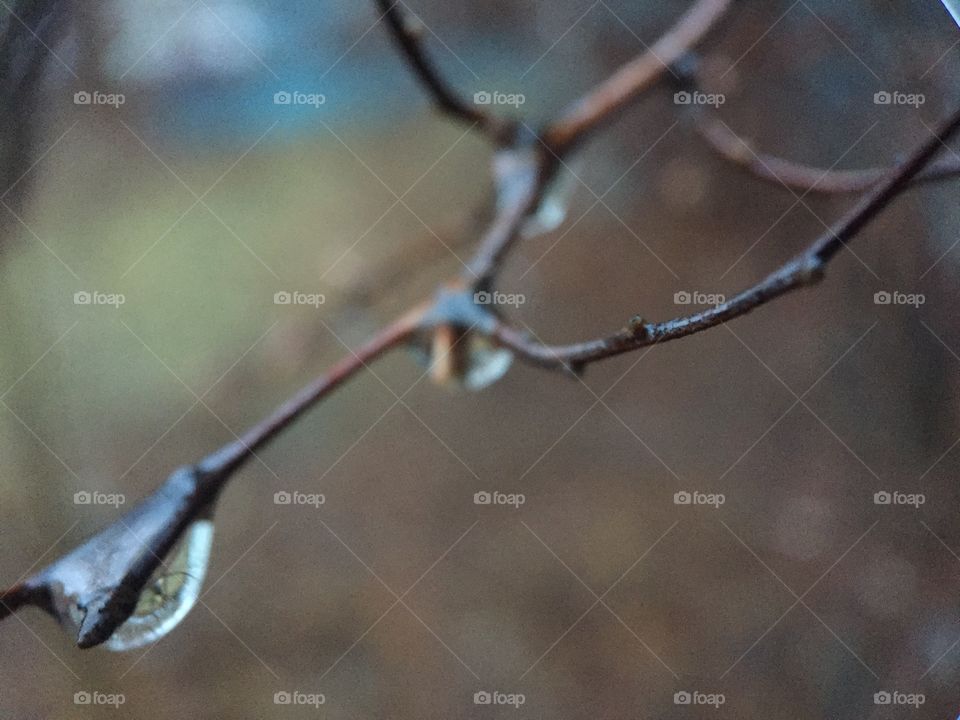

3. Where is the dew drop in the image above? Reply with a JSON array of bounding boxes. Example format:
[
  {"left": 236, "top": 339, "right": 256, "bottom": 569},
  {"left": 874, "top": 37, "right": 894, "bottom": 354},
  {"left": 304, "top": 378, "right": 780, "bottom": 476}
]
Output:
[
  {"left": 412, "top": 331, "right": 513, "bottom": 391},
  {"left": 458, "top": 336, "right": 513, "bottom": 391},
  {"left": 102, "top": 519, "right": 214, "bottom": 651}
]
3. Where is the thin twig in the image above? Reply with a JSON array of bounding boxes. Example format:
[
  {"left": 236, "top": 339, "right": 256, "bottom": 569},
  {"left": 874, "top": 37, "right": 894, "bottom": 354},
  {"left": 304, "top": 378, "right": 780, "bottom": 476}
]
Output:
[
  {"left": 681, "top": 68, "right": 960, "bottom": 193},
  {"left": 374, "top": 0, "right": 514, "bottom": 143},
  {"left": 490, "top": 106, "right": 960, "bottom": 370},
  {"left": 541, "top": 0, "right": 732, "bottom": 155}
]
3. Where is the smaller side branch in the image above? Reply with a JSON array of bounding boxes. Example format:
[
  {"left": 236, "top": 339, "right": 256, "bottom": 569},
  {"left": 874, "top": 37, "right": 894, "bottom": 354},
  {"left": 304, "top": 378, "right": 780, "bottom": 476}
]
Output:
[
  {"left": 374, "top": 0, "right": 513, "bottom": 143},
  {"left": 491, "top": 106, "right": 960, "bottom": 370},
  {"left": 541, "top": 0, "right": 732, "bottom": 155},
  {"left": 682, "top": 72, "right": 960, "bottom": 193}
]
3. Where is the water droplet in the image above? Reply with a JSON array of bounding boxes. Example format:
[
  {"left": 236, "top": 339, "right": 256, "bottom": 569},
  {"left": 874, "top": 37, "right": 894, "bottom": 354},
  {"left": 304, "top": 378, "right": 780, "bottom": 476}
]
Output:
[
  {"left": 101, "top": 519, "right": 214, "bottom": 651},
  {"left": 458, "top": 336, "right": 513, "bottom": 391},
  {"left": 412, "top": 329, "right": 513, "bottom": 391}
]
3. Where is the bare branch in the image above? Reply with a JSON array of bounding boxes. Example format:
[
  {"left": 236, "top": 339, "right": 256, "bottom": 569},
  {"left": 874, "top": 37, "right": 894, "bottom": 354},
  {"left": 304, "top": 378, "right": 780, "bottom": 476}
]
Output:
[
  {"left": 676, "top": 61, "right": 960, "bottom": 193},
  {"left": 490, "top": 107, "right": 960, "bottom": 370},
  {"left": 373, "top": 0, "right": 514, "bottom": 143},
  {"left": 541, "top": 0, "right": 732, "bottom": 155},
  {"left": 0, "top": 309, "right": 424, "bottom": 646}
]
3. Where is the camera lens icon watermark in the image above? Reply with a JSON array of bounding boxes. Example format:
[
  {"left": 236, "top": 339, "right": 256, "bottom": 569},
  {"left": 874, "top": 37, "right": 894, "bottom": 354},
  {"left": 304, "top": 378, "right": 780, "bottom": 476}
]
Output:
[
  {"left": 274, "top": 290, "right": 325, "bottom": 308},
  {"left": 673, "top": 490, "right": 724, "bottom": 508},
  {"left": 74, "top": 290, "right": 126, "bottom": 308},
  {"left": 873, "top": 490, "right": 924, "bottom": 508},
  {"left": 873, "top": 690, "right": 924, "bottom": 707},
  {"left": 74, "top": 490, "right": 125, "bottom": 507},
  {"left": 673, "top": 90, "right": 725, "bottom": 107},
  {"left": 473, "top": 90, "right": 525, "bottom": 107},
  {"left": 873, "top": 90, "right": 925, "bottom": 108},
  {"left": 674, "top": 290, "right": 725, "bottom": 306},
  {"left": 73, "top": 90, "right": 125, "bottom": 108},
  {"left": 473, "top": 690, "right": 525, "bottom": 707},
  {"left": 873, "top": 290, "right": 924, "bottom": 308},
  {"left": 273, "top": 690, "right": 325, "bottom": 707},
  {"left": 274, "top": 490, "right": 325, "bottom": 508},
  {"left": 473, "top": 290, "right": 525, "bottom": 308},
  {"left": 674, "top": 690, "right": 724, "bottom": 707},
  {"left": 474, "top": 490, "right": 525, "bottom": 508},
  {"left": 273, "top": 90, "right": 326, "bottom": 108},
  {"left": 74, "top": 690, "right": 125, "bottom": 707}
]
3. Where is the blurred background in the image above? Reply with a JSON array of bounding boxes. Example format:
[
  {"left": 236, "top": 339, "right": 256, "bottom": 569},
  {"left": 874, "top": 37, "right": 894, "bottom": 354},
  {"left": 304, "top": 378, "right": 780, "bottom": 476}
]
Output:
[{"left": 1, "top": 0, "right": 960, "bottom": 717}]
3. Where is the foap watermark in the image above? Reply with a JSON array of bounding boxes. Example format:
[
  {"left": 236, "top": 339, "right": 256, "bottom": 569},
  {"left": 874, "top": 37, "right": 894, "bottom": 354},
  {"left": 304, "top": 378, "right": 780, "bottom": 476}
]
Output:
[
  {"left": 474, "top": 290, "right": 525, "bottom": 308},
  {"left": 274, "top": 491, "right": 325, "bottom": 508},
  {"left": 874, "top": 290, "right": 924, "bottom": 308},
  {"left": 873, "top": 490, "right": 925, "bottom": 508},
  {"left": 74, "top": 691, "right": 125, "bottom": 708},
  {"left": 74, "top": 90, "right": 125, "bottom": 108},
  {"left": 74, "top": 290, "right": 125, "bottom": 308},
  {"left": 674, "top": 290, "right": 725, "bottom": 307},
  {"left": 473, "top": 690, "right": 525, "bottom": 708},
  {"left": 273, "top": 90, "right": 326, "bottom": 108},
  {"left": 473, "top": 91, "right": 525, "bottom": 108},
  {"left": 874, "top": 91, "right": 925, "bottom": 108},
  {"left": 273, "top": 691, "right": 326, "bottom": 707},
  {"left": 74, "top": 490, "right": 125, "bottom": 508},
  {"left": 873, "top": 690, "right": 924, "bottom": 708},
  {"left": 474, "top": 490, "right": 525, "bottom": 509},
  {"left": 674, "top": 490, "right": 725, "bottom": 509},
  {"left": 274, "top": 291, "right": 325, "bottom": 308},
  {"left": 674, "top": 90, "right": 725, "bottom": 107},
  {"left": 674, "top": 690, "right": 725, "bottom": 708}
]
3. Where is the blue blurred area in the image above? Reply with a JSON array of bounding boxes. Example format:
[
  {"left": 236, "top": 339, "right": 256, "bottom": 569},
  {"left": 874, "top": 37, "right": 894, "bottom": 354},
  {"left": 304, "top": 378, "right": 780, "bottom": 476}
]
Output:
[{"left": 105, "top": 0, "right": 539, "bottom": 147}]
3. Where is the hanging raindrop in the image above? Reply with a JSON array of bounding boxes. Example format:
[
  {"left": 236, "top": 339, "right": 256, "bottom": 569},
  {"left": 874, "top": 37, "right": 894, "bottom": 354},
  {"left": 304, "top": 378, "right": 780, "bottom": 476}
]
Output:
[
  {"left": 412, "top": 324, "right": 513, "bottom": 391},
  {"left": 101, "top": 519, "right": 214, "bottom": 651}
]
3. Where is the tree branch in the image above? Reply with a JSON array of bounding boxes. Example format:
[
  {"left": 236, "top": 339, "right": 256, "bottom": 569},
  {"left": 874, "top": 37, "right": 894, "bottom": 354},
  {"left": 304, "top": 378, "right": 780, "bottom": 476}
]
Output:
[
  {"left": 541, "top": 0, "right": 732, "bottom": 155},
  {"left": 678, "top": 61, "right": 960, "bottom": 193},
  {"left": 490, "top": 106, "right": 960, "bottom": 370},
  {"left": 373, "top": 0, "right": 514, "bottom": 144}
]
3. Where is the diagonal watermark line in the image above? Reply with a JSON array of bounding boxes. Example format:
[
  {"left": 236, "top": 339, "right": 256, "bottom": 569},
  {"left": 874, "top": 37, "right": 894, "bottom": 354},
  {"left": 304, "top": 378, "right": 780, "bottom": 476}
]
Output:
[
  {"left": 118, "top": 320, "right": 282, "bottom": 480},
  {"left": 722, "top": 322, "right": 882, "bottom": 482},
  {"left": 198, "top": 0, "right": 281, "bottom": 80},
  {"left": 518, "top": 120, "right": 680, "bottom": 280},
  {"left": 116, "top": 320, "right": 279, "bottom": 483},
  {"left": 519, "top": 520, "right": 679, "bottom": 679},
  {"left": 398, "top": 0, "right": 481, "bottom": 80},
  {"left": 516, "top": 320, "right": 685, "bottom": 483},
  {"left": 318, "top": 520, "right": 480, "bottom": 680},
  {"left": 521, "top": 1, "right": 600, "bottom": 79},
  {"left": 0, "top": 199, "right": 82, "bottom": 281},
  {"left": 312, "top": 322, "right": 480, "bottom": 487},
  {"left": 117, "top": 119, "right": 281, "bottom": 279},
  {"left": 720, "top": 520, "right": 879, "bottom": 678},
  {"left": 1, "top": 121, "right": 78, "bottom": 199},
  {"left": 798, "top": 1, "right": 881, "bottom": 81},
  {"left": 918, "top": 522, "right": 960, "bottom": 678},
  {"left": 598, "top": 1, "right": 678, "bottom": 80},
  {"left": 118, "top": 0, "right": 201, "bottom": 80},
  {"left": 118, "top": 519, "right": 279, "bottom": 679},
  {"left": 720, "top": 1, "right": 799, "bottom": 78},
  {"left": 316, "top": 119, "right": 477, "bottom": 277},
  {"left": 198, "top": 598, "right": 282, "bottom": 677},
  {"left": 719, "top": 120, "right": 880, "bottom": 281},
  {"left": 314, "top": 316, "right": 481, "bottom": 481},
  {"left": 1, "top": 322, "right": 78, "bottom": 401},
  {"left": 920, "top": 37, "right": 960, "bottom": 79},
  {"left": 318, "top": 1, "right": 393, "bottom": 81},
  {"left": 0, "top": 0, "right": 78, "bottom": 77}
]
